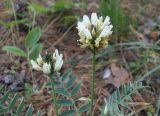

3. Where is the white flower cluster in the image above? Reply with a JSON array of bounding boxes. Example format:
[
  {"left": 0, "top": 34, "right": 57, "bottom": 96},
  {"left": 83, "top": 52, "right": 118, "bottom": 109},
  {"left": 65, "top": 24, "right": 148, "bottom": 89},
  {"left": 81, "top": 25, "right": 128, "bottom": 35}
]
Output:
[
  {"left": 30, "top": 49, "right": 63, "bottom": 74},
  {"left": 77, "top": 13, "right": 113, "bottom": 50}
]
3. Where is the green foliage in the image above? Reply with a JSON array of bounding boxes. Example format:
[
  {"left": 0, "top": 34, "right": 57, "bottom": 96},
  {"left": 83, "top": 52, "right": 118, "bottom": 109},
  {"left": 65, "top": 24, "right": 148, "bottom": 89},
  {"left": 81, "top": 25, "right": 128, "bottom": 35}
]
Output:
[
  {"left": 2, "top": 46, "right": 27, "bottom": 57},
  {"left": 62, "top": 68, "right": 72, "bottom": 81},
  {"left": 3, "top": 27, "right": 42, "bottom": 60},
  {"left": 56, "top": 100, "right": 74, "bottom": 106},
  {"left": 28, "top": 0, "right": 75, "bottom": 27},
  {"left": 55, "top": 88, "right": 70, "bottom": 97},
  {"left": 37, "top": 111, "right": 41, "bottom": 116},
  {"left": 28, "top": 3, "right": 49, "bottom": 14},
  {"left": 66, "top": 75, "right": 76, "bottom": 89},
  {"left": 59, "top": 110, "right": 75, "bottom": 116},
  {"left": 24, "top": 84, "right": 34, "bottom": 99},
  {"left": 101, "top": 81, "right": 146, "bottom": 116},
  {"left": 0, "top": 90, "right": 40, "bottom": 115},
  {"left": 62, "top": 15, "right": 79, "bottom": 26},
  {"left": 25, "top": 27, "right": 42, "bottom": 48},
  {"left": 47, "top": 69, "right": 90, "bottom": 115},
  {"left": 51, "top": 0, "right": 73, "bottom": 12},
  {"left": 100, "top": 0, "right": 129, "bottom": 39},
  {"left": 0, "top": 19, "right": 28, "bottom": 28},
  {"left": 70, "top": 83, "right": 81, "bottom": 96},
  {"left": 28, "top": 0, "right": 73, "bottom": 14},
  {"left": 28, "top": 43, "right": 43, "bottom": 60},
  {"left": 79, "top": 102, "right": 91, "bottom": 113},
  {"left": 156, "top": 97, "right": 160, "bottom": 116},
  {"left": 25, "top": 104, "right": 33, "bottom": 116}
]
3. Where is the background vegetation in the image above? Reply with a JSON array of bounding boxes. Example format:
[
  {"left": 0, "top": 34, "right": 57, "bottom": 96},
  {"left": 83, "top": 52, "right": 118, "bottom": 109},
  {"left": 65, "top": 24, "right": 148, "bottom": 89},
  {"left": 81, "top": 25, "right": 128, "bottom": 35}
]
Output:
[{"left": 0, "top": 0, "right": 160, "bottom": 115}]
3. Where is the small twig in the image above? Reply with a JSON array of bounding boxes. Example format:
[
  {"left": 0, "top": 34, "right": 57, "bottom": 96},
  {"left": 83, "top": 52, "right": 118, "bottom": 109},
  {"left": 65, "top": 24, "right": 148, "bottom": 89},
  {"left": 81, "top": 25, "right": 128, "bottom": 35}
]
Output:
[
  {"left": 43, "top": 13, "right": 63, "bottom": 33},
  {"left": 53, "top": 23, "right": 76, "bottom": 46},
  {"left": 129, "top": 25, "right": 147, "bottom": 42},
  {"left": 128, "top": 102, "right": 150, "bottom": 106},
  {"left": 10, "top": 0, "right": 19, "bottom": 39}
]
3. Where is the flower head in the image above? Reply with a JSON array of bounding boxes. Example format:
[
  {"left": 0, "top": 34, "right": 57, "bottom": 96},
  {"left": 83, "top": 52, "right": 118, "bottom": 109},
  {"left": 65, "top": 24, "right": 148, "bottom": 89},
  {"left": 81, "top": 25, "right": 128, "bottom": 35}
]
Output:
[
  {"left": 30, "top": 49, "right": 63, "bottom": 74},
  {"left": 77, "top": 13, "right": 113, "bottom": 50}
]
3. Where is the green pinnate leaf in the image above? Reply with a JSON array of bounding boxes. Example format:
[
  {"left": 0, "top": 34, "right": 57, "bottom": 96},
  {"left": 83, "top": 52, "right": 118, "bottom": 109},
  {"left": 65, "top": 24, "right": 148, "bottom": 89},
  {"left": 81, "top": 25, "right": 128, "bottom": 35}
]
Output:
[
  {"left": 37, "top": 111, "right": 41, "bottom": 116},
  {"left": 25, "top": 27, "right": 42, "bottom": 48},
  {"left": 25, "top": 104, "right": 33, "bottom": 116},
  {"left": 16, "top": 98, "right": 25, "bottom": 115},
  {"left": 0, "top": 108, "right": 9, "bottom": 115},
  {"left": 29, "top": 43, "right": 43, "bottom": 60},
  {"left": 2, "top": 46, "right": 27, "bottom": 57},
  {"left": 46, "top": 81, "right": 61, "bottom": 88},
  {"left": 56, "top": 100, "right": 74, "bottom": 106},
  {"left": 0, "top": 91, "right": 9, "bottom": 105},
  {"left": 28, "top": 3, "right": 48, "bottom": 14},
  {"left": 62, "top": 68, "right": 72, "bottom": 82},
  {"left": 8, "top": 94, "right": 18, "bottom": 109},
  {"left": 66, "top": 75, "right": 76, "bottom": 89},
  {"left": 79, "top": 102, "right": 91, "bottom": 113},
  {"left": 53, "top": 0, "right": 73, "bottom": 12},
  {"left": 70, "top": 83, "right": 81, "bottom": 96},
  {"left": 55, "top": 88, "right": 70, "bottom": 97},
  {"left": 59, "top": 110, "right": 75, "bottom": 116}
]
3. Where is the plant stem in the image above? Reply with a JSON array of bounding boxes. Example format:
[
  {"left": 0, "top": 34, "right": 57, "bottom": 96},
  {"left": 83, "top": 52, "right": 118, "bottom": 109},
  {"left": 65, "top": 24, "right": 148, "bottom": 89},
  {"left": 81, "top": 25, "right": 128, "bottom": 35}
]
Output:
[
  {"left": 90, "top": 49, "right": 96, "bottom": 116},
  {"left": 10, "top": 0, "right": 19, "bottom": 39},
  {"left": 32, "top": 11, "right": 36, "bottom": 27},
  {"left": 26, "top": 49, "right": 36, "bottom": 84},
  {"left": 50, "top": 74, "right": 59, "bottom": 116}
]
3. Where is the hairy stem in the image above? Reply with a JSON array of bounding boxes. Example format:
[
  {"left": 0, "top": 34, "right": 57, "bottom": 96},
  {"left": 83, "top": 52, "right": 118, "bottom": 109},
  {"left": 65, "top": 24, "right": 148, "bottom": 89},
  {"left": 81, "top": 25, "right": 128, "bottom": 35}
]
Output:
[
  {"left": 50, "top": 74, "right": 59, "bottom": 116},
  {"left": 90, "top": 49, "right": 96, "bottom": 116}
]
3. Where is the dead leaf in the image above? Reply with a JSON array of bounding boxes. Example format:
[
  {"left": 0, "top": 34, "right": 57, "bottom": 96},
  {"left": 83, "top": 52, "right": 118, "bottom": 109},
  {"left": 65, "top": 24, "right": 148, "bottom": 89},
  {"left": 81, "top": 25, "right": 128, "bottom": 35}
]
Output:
[
  {"left": 151, "top": 31, "right": 159, "bottom": 41},
  {"left": 105, "top": 63, "right": 129, "bottom": 88},
  {"left": 111, "top": 63, "right": 129, "bottom": 81}
]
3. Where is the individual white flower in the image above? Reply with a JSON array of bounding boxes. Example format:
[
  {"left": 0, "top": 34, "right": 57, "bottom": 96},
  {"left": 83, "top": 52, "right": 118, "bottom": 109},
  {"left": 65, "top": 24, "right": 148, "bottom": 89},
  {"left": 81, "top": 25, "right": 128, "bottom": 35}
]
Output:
[
  {"left": 42, "top": 62, "right": 51, "bottom": 74},
  {"left": 99, "top": 25, "right": 113, "bottom": 38},
  {"left": 53, "top": 49, "right": 63, "bottom": 72},
  {"left": 53, "top": 49, "right": 61, "bottom": 60},
  {"left": 36, "top": 54, "right": 43, "bottom": 66},
  {"left": 97, "top": 16, "right": 104, "bottom": 29},
  {"left": 77, "top": 12, "right": 113, "bottom": 50},
  {"left": 82, "top": 15, "right": 91, "bottom": 28},
  {"left": 91, "top": 13, "right": 98, "bottom": 26},
  {"left": 77, "top": 22, "right": 86, "bottom": 32},
  {"left": 77, "top": 22, "right": 92, "bottom": 40},
  {"left": 83, "top": 28, "right": 92, "bottom": 40},
  {"left": 54, "top": 54, "right": 63, "bottom": 72},
  {"left": 30, "top": 60, "right": 42, "bottom": 71},
  {"left": 103, "top": 16, "right": 110, "bottom": 26}
]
